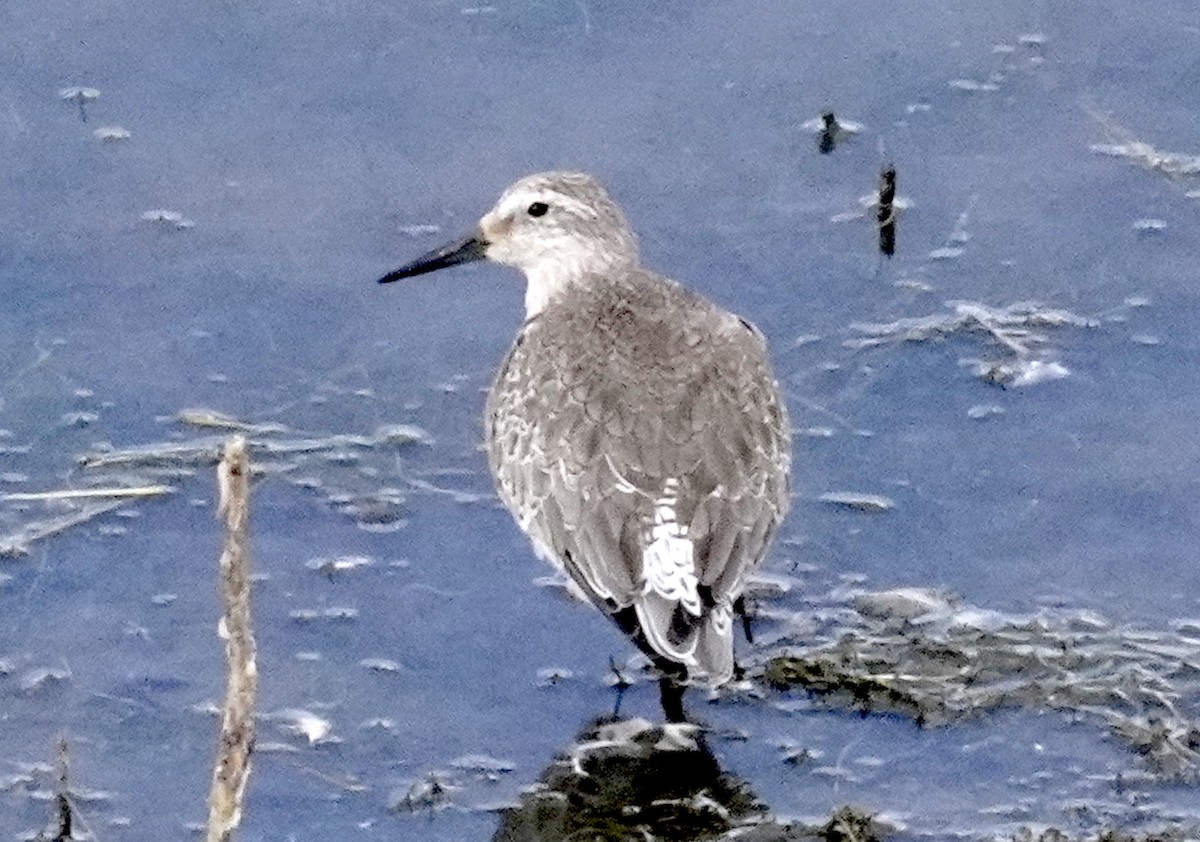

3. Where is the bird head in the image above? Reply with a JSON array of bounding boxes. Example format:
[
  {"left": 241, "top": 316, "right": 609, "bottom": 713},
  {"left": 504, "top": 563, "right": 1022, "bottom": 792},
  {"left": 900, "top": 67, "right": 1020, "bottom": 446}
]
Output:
[{"left": 378, "top": 171, "right": 639, "bottom": 314}]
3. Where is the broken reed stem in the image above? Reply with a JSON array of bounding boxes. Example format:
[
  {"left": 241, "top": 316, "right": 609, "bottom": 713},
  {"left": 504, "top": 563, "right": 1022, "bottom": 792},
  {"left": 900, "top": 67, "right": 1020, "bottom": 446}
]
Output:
[
  {"left": 206, "top": 436, "right": 258, "bottom": 842},
  {"left": 53, "top": 736, "right": 72, "bottom": 842}
]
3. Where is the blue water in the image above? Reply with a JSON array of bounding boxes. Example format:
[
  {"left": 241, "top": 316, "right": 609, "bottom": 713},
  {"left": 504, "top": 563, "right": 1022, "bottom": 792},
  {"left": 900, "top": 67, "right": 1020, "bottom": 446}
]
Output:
[{"left": 2, "top": 1, "right": 1200, "bottom": 838}]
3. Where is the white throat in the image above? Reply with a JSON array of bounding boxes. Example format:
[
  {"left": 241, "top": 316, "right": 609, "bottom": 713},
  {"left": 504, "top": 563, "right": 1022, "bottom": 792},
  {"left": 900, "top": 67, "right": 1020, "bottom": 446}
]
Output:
[
  {"left": 520, "top": 253, "right": 590, "bottom": 318},
  {"left": 524, "top": 266, "right": 559, "bottom": 318},
  {"left": 511, "top": 239, "right": 636, "bottom": 319}
]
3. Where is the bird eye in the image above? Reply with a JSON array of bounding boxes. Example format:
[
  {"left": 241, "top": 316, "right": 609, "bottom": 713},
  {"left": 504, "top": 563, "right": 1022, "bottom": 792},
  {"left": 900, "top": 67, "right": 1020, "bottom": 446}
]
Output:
[{"left": 527, "top": 202, "right": 549, "bottom": 218}]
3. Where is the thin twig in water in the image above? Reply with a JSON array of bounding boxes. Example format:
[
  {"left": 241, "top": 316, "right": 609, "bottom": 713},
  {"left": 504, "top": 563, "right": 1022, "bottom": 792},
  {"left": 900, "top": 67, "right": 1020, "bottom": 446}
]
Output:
[
  {"left": 178, "top": 409, "right": 291, "bottom": 435},
  {"left": 1086, "top": 105, "right": 1200, "bottom": 184},
  {"left": 2, "top": 486, "right": 173, "bottom": 503},
  {"left": 0, "top": 501, "right": 124, "bottom": 557},
  {"left": 79, "top": 425, "right": 428, "bottom": 471}
]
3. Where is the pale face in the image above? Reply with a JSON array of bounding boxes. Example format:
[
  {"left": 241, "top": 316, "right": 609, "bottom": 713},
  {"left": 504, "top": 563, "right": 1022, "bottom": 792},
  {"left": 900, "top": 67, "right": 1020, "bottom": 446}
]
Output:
[
  {"left": 478, "top": 173, "right": 639, "bottom": 314},
  {"left": 377, "top": 171, "right": 639, "bottom": 317}
]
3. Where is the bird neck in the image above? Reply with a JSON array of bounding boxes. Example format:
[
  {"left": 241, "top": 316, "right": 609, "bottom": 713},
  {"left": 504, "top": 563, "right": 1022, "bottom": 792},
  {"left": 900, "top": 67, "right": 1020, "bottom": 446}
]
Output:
[{"left": 522, "top": 254, "right": 635, "bottom": 318}]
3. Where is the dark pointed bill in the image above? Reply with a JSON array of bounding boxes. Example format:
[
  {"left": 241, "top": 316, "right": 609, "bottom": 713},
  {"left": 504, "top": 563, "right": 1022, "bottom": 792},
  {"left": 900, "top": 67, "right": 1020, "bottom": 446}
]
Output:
[{"left": 377, "top": 231, "right": 489, "bottom": 284}]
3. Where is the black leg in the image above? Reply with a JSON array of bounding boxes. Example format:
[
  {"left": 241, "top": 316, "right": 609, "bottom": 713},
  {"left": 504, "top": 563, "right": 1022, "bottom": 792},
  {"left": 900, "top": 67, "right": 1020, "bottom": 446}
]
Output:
[
  {"left": 611, "top": 606, "right": 693, "bottom": 723},
  {"left": 734, "top": 595, "right": 754, "bottom": 644},
  {"left": 659, "top": 675, "right": 688, "bottom": 723},
  {"left": 609, "top": 656, "right": 632, "bottom": 719}
]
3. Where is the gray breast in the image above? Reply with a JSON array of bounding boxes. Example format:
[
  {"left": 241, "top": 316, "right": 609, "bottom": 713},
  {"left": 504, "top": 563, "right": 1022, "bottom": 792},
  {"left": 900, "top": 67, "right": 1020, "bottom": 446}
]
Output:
[{"left": 484, "top": 270, "right": 790, "bottom": 685}]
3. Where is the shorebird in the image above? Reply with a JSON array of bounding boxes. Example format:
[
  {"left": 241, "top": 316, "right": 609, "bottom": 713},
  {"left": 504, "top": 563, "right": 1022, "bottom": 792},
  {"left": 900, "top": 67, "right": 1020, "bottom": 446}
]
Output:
[{"left": 377, "top": 172, "right": 791, "bottom": 721}]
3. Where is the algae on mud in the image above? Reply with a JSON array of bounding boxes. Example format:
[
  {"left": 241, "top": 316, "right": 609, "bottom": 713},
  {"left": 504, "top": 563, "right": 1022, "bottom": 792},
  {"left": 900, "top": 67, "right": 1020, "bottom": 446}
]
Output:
[{"left": 757, "top": 586, "right": 1200, "bottom": 781}]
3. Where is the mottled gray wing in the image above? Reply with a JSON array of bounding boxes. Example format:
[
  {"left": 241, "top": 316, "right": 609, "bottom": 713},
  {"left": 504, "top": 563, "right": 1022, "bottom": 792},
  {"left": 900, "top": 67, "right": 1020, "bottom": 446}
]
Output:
[{"left": 486, "top": 308, "right": 790, "bottom": 683}]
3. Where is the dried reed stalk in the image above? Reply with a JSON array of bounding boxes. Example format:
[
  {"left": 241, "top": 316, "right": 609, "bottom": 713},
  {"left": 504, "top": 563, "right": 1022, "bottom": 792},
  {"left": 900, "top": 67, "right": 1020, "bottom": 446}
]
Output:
[{"left": 205, "top": 436, "right": 258, "bottom": 842}]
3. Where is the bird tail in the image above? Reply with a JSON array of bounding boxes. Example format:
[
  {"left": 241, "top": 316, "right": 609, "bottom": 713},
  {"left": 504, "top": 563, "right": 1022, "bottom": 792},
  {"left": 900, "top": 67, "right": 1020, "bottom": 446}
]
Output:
[
  {"left": 630, "top": 596, "right": 735, "bottom": 686},
  {"left": 692, "top": 606, "right": 734, "bottom": 685}
]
